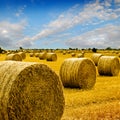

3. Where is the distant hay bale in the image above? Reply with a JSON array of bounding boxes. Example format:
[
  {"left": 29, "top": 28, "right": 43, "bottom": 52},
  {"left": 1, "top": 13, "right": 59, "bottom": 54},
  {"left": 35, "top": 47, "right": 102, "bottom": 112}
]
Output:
[
  {"left": 63, "top": 51, "right": 66, "bottom": 55},
  {"left": 118, "top": 53, "right": 120, "bottom": 57},
  {"left": 39, "top": 52, "right": 47, "bottom": 60},
  {"left": 0, "top": 61, "right": 65, "bottom": 120},
  {"left": 98, "top": 56, "right": 120, "bottom": 76},
  {"left": 34, "top": 53, "right": 40, "bottom": 57},
  {"left": 71, "top": 53, "right": 76, "bottom": 57},
  {"left": 18, "top": 52, "right": 26, "bottom": 59},
  {"left": 77, "top": 53, "right": 84, "bottom": 58},
  {"left": 5, "top": 53, "right": 22, "bottom": 61},
  {"left": 59, "top": 58, "right": 96, "bottom": 89},
  {"left": 91, "top": 53, "right": 103, "bottom": 66},
  {"left": 29, "top": 53, "right": 34, "bottom": 57},
  {"left": 46, "top": 53, "right": 57, "bottom": 61}
]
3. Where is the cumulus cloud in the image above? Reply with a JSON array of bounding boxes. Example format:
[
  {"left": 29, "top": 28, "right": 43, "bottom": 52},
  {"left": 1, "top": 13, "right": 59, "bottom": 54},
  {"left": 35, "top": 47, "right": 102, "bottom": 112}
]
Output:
[
  {"left": 19, "top": 0, "right": 120, "bottom": 48},
  {"left": 0, "top": 20, "right": 27, "bottom": 49},
  {"left": 1, "top": 0, "right": 120, "bottom": 49},
  {"left": 65, "top": 24, "right": 120, "bottom": 49}
]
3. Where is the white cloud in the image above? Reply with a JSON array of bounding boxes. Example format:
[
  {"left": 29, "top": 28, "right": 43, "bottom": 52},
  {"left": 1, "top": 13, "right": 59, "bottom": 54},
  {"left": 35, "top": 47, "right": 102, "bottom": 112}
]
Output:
[
  {"left": 1, "top": 0, "right": 120, "bottom": 49},
  {"left": 19, "top": 0, "right": 119, "bottom": 47},
  {"left": 115, "top": 0, "right": 120, "bottom": 4},
  {"left": 65, "top": 24, "right": 120, "bottom": 49},
  {"left": 0, "top": 20, "right": 27, "bottom": 49}
]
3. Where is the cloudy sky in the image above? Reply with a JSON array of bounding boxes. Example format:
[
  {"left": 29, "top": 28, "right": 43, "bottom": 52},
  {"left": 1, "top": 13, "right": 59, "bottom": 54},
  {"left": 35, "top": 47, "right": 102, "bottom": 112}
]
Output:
[{"left": 0, "top": 0, "right": 120, "bottom": 50}]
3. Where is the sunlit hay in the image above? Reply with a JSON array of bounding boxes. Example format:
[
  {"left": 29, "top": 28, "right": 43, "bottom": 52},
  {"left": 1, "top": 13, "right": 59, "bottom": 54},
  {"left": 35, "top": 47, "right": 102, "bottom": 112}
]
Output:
[
  {"left": 46, "top": 53, "right": 57, "bottom": 61},
  {"left": 5, "top": 53, "right": 22, "bottom": 61},
  {"left": 0, "top": 61, "right": 65, "bottom": 120},
  {"left": 34, "top": 53, "right": 40, "bottom": 57},
  {"left": 77, "top": 53, "right": 84, "bottom": 58},
  {"left": 98, "top": 56, "right": 120, "bottom": 76},
  {"left": 91, "top": 53, "right": 103, "bottom": 66},
  {"left": 18, "top": 52, "right": 26, "bottom": 59},
  {"left": 71, "top": 53, "right": 76, "bottom": 57},
  {"left": 29, "top": 53, "right": 35, "bottom": 57},
  {"left": 63, "top": 51, "right": 66, "bottom": 55},
  {"left": 118, "top": 53, "right": 120, "bottom": 57},
  {"left": 59, "top": 58, "right": 96, "bottom": 89},
  {"left": 39, "top": 52, "right": 47, "bottom": 60}
]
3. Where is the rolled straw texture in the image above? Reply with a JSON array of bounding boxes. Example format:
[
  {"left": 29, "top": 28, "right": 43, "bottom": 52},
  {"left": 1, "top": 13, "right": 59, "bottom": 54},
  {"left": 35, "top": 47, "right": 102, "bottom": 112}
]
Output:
[
  {"left": 5, "top": 53, "right": 22, "bottom": 61},
  {"left": 91, "top": 53, "right": 103, "bottom": 66},
  {"left": 46, "top": 53, "right": 57, "bottom": 61},
  {"left": 98, "top": 56, "right": 120, "bottom": 76},
  {"left": 59, "top": 58, "right": 96, "bottom": 89},
  {"left": 18, "top": 52, "right": 26, "bottom": 59},
  {"left": 0, "top": 61, "right": 65, "bottom": 120}
]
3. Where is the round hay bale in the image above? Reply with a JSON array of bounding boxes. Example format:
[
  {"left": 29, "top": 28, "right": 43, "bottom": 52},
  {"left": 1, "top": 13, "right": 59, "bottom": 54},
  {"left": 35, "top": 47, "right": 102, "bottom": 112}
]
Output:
[
  {"left": 18, "top": 52, "right": 26, "bottom": 59},
  {"left": 91, "top": 53, "right": 103, "bottom": 66},
  {"left": 5, "top": 53, "right": 22, "bottom": 61},
  {"left": 118, "top": 53, "right": 120, "bottom": 57},
  {"left": 0, "top": 61, "right": 65, "bottom": 120},
  {"left": 59, "top": 58, "right": 96, "bottom": 89},
  {"left": 77, "top": 53, "right": 84, "bottom": 58},
  {"left": 39, "top": 52, "right": 47, "bottom": 60},
  {"left": 46, "top": 53, "right": 57, "bottom": 61},
  {"left": 62, "top": 51, "right": 66, "bottom": 55},
  {"left": 29, "top": 53, "right": 34, "bottom": 57},
  {"left": 98, "top": 56, "right": 120, "bottom": 76},
  {"left": 71, "top": 53, "right": 76, "bottom": 57},
  {"left": 34, "top": 53, "right": 40, "bottom": 57}
]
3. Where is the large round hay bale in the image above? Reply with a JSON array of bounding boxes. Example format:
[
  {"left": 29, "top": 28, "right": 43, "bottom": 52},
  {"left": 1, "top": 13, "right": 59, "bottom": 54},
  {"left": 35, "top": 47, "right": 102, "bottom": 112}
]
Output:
[
  {"left": 98, "top": 56, "right": 120, "bottom": 76},
  {"left": 18, "top": 52, "right": 26, "bottom": 59},
  {"left": 0, "top": 61, "right": 65, "bottom": 120},
  {"left": 39, "top": 52, "right": 47, "bottom": 60},
  {"left": 46, "top": 53, "right": 57, "bottom": 61},
  {"left": 5, "top": 53, "right": 22, "bottom": 61},
  {"left": 59, "top": 58, "right": 96, "bottom": 89},
  {"left": 91, "top": 53, "right": 103, "bottom": 66}
]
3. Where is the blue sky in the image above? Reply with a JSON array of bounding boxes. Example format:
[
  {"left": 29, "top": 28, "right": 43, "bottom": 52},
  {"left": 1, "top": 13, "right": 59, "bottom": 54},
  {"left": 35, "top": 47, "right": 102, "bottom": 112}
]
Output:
[{"left": 0, "top": 0, "right": 120, "bottom": 50}]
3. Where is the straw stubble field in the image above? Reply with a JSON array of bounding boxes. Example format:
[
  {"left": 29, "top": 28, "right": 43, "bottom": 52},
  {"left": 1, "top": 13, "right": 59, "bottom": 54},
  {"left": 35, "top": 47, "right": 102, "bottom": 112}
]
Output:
[{"left": 0, "top": 51, "right": 120, "bottom": 120}]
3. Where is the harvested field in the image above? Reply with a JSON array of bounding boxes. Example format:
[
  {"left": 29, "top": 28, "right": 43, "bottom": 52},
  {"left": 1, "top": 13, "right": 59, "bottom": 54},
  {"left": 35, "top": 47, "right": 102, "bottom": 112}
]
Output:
[{"left": 0, "top": 51, "right": 120, "bottom": 120}]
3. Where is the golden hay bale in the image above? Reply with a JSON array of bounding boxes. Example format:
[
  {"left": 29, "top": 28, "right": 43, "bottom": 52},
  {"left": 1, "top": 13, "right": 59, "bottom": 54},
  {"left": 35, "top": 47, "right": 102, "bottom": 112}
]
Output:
[
  {"left": 77, "top": 53, "right": 84, "bottom": 58},
  {"left": 5, "top": 53, "right": 22, "bottom": 61},
  {"left": 34, "top": 53, "right": 40, "bottom": 57},
  {"left": 39, "top": 52, "right": 47, "bottom": 60},
  {"left": 29, "top": 53, "right": 35, "bottom": 57},
  {"left": 62, "top": 51, "right": 66, "bottom": 55},
  {"left": 91, "top": 53, "right": 103, "bottom": 66},
  {"left": 18, "top": 52, "right": 26, "bottom": 59},
  {"left": 71, "top": 53, "right": 76, "bottom": 57},
  {"left": 98, "top": 56, "right": 120, "bottom": 76},
  {"left": 59, "top": 58, "right": 96, "bottom": 89},
  {"left": 46, "top": 53, "right": 57, "bottom": 61},
  {"left": 118, "top": 53, "right": 120, "bottom": 57},
  {"left": 0, "top": 61, "right": 65, "bottom": 120}
]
